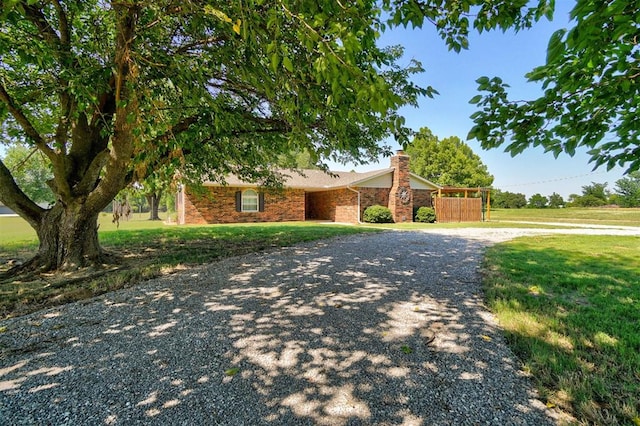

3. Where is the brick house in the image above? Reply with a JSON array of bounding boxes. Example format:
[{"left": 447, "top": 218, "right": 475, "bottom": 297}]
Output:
[{"left": 176, "top": 151, "right": 440, "bottom": 224}]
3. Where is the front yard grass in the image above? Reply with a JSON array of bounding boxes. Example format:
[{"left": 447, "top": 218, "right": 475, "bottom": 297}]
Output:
[
  {"left": 489, "top": 207, "right": 640, "bottom": 227},
  {"left": 483, "top": 235, "right": 640, "bottom": 425},
  {"left": 0, "top": 217, "right": 378, "bottom": 318}
]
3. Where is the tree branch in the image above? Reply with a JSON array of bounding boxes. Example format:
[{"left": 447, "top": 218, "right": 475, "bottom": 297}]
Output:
[
  {"left": 91, "top": 76, "right": 117, "bottom": 128},
  {"left": 51, "top": 0, "right": 70, "bottom": 48},
  {"left": 85, "top": 1, "right": 141, "bottom": 216},
  {"left": 22, "top": 2, "right": 75, "bottom": 155},
  {"left": 74, "top": 150, "right": 110, "bottom": 196},
  {"left": 150, "top": 115, "right": 201, "bottom": 146},
  {"left": 278, "top": 2, "right": 349, "bottom": 68},
  {"left": 0, "top": 82, "right": 55, "bottom": 159},
  {"left": 0, "top": 159, "right": 44, "bottom": 229},
  {"left": 173, "top": 36, "right": 226, "bottom": 55},
  {"left": 24, "top": 3, "right": 63, "bottom": 50}
]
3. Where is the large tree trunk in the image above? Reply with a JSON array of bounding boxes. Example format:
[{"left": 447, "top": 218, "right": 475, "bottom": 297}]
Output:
[
  {"left": 37, "top": 205, "right": 102, "bottom": 271},
  {"left": 145, "top": 191, "right": 162, "bottom": 221}
]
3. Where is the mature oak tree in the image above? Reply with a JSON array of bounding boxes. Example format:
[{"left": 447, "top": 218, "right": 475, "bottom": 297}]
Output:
[
  {"left": 469, "top": 0, "right": 640, "bottom": 173},
  {"left": 0, "top": 0, "right": 553, "bottom": 273},
  {"left": 406, "top": 127, "right": 494, "bottom": 188}
]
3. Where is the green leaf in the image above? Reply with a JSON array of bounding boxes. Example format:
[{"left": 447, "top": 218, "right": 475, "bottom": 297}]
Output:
[
  {"left": 469, "top": 95, "right": 482, "bottom": 104},
  {"left": 224, "top": 368, "right": 240, "bottom": 376},
  {"left": 270, "top": 53, "right": 280, "bottom": 73},
  {"left": 546, "top": 29, "right": 567, "bottom": 64},
  {"left": 282, "top": 56, "right": 293, "bottom": 72}
]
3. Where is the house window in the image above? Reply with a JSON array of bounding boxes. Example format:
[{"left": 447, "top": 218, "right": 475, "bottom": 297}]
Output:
[
  {"left": 235, "top": 189, "right": 264, "bottom": 213},
  {"left": 242, "top": 189, "right": 259, "bottom": 212}
]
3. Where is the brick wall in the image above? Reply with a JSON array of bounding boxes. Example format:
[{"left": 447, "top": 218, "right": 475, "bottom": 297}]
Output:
[
  {"left": 359, "top": 187, "right": 390, "bottom": 220},
  {"left": 183, "top": 186, "right": 305, "bottom": 224},
  {"left": 178, "top": 155, "right": 434, "bottom": 225},
  {"left": 183, "top": 192, "right": 207, "bottom": 224},
  {"left": 334, "top": 189, "right": 359, "bottom": 223},
  {"left": 306, "top": 189, "right": 358, "bottom": 223},
  {"left": 306, "top": 191, "right": 333, "bottom": 220},
  {"left": 413, "top": 189, "right": 433, "bottom": 209}
]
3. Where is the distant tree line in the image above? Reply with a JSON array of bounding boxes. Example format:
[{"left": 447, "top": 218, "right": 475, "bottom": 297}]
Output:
[{"left": 492, "top": 173, "right": 640, "bottom": 208}]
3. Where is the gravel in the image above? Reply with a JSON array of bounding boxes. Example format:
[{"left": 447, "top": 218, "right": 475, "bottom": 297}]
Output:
[{"left": 2, "top": 226, "right": 636, "bottom": 425}]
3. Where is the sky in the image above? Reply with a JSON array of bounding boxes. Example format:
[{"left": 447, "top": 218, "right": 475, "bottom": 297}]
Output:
[{"left": 328, "top": 1, "right": 627, "bottom": 199}]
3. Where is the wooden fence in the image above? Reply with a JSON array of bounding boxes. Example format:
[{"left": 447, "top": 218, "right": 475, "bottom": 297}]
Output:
[{"left": 434, "top": 197, "right": 483, "bottom": 222}]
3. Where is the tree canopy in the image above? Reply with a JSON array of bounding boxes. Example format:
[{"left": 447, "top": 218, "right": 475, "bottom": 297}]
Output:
[
  {"left": 569, "top": 182, "right": 611, "bottom": 207},
  {"left": 491, "top": 189, "right": 527, "bottom": 209},
  {"left": 406, "top": 127, "right": 493, "bottom": 187},
  {"left": 468, "top": 1, "right": 640, "bottom": 173},
  {"left": 547, "top": 192, "right": 565, "bottom": 208},
  {"left": 527, "top": 193, "right": 548, "bottom": 209},
  {"left": 0, "top": 0, "right": 554, "bottom": 272},
  {"left": 614, "top": 171, "right": 640, "bottom": 207}
]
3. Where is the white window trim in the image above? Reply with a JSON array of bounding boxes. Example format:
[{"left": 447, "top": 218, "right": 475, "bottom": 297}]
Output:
[{"left": 241, "top": 189, "right": 259, "bottom": 212}]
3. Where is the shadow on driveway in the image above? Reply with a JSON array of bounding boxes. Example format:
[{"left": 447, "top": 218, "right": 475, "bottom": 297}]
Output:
[{"left": 0, "top": 231, "right": 556, "bottom": 425}]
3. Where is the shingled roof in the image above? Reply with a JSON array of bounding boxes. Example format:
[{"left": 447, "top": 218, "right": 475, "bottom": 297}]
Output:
[
  {"left": 207, "top": 167, "right": 442, "bottom": 191},
  {"left": 211, "top": 168, "right": 395, "bottom": 190}
]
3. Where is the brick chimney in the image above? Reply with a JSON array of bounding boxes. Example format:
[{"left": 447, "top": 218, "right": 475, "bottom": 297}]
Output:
[{"left": 388, "top": 150, "right": 413, "bottom": 222}]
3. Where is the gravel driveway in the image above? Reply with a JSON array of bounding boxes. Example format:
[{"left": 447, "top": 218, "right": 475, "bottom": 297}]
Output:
[{"left": 3, "top": 226, "right": 636, "bottom": 425}]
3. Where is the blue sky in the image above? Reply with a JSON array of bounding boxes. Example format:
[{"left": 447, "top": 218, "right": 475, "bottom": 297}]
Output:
[{"left": 330, "top": 1, "right": 627, "bottom": 199}]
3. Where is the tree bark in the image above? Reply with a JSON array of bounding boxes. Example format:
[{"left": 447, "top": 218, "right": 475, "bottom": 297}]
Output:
[
  {"left": 145, "top": 191, "right": 162, "bottom": 221},
  {"left": 2, "top": 202, "right": 104, "bottom": 277},
  {"left": 35, "top": 204, "right": 103, "bottom": 271}
]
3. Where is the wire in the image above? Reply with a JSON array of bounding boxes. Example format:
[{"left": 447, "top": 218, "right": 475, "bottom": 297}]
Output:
[{"left": 498, "top": 171, "right": 608, "bottom": 188}]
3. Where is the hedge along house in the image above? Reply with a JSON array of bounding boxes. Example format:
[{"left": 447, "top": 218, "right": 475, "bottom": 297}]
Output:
[{"left": 176, "top": 151, "right": 441, "bottom": 224}]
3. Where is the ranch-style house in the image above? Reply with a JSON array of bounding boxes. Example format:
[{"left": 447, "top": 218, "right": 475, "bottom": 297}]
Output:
[{"left": 176, "top": 151, "right": 441, "bottom": 224}]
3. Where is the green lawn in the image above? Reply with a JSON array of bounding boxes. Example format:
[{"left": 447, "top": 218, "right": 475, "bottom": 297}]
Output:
[
  {"left": 489, "top": 207, "right": 640, "bottom": 227},
  {"left": 0, "top": 215, "right": 378, "bottom": 318},
  {"left": 2, "top": 210, "right": 639, "bottom": 425},
  {"left": 0, "top": 212, "right": 167, "bottom": 245},
  {"left": 483, "top": 235, "right": 640, "bottom": 425}
]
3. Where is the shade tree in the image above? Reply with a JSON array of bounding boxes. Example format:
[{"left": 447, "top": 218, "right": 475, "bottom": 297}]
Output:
[
  {"left": 0, "top": 1, "right": 555, "bottom": 273},
  {"left": 547, "top": 192, "right": 565, "bottom": 208},
  {"left": 569, "top": 182, "right": 611, "bottom": 207},
  {"left": 406, "top": 127, "right": 494, "bottom": 188}
]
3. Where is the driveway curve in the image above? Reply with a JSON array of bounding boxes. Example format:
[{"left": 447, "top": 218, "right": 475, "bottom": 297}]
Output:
[{"left": 4, "top": 227, "right": 631, "bottom": 425}]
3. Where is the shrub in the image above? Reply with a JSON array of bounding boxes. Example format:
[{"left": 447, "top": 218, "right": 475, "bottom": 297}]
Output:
[
  {"left": 414, "top": 206, "right": 436, "bottom": 223},
  {"left": 363, "top": 205, "right": 394, "bottom": 223}
]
